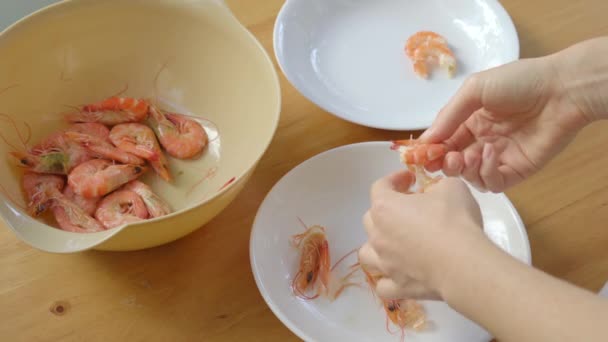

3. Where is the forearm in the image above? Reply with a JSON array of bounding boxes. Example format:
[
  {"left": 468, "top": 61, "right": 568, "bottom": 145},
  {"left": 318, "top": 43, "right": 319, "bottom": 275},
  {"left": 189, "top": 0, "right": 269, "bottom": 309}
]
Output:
[
  {"left": 438, "top": 235, "right": 608, "bottom": 342},
  {"left": 551, "top": 36, "right": 608, "bottom": 121}
]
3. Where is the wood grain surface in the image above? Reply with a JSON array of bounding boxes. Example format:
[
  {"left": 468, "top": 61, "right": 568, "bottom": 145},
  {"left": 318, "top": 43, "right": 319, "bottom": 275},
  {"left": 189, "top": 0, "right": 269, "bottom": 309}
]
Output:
[{"left": 1, "top": 0, "right": 608, "bottom": 341}]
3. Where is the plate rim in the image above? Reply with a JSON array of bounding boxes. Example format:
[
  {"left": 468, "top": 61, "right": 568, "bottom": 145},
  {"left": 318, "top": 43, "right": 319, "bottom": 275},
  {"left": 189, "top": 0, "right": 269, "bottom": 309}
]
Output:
[
  {"left": 250, "top": 141, "right": 531, "bottom": 342},
  {"left": 273, "top": 0, "right": 521, "bottom": 131}
]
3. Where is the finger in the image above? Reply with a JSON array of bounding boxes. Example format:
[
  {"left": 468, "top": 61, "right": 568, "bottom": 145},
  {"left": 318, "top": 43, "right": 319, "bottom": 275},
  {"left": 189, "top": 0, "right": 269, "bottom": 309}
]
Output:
[
  {"left": 442, "top": 152, "right": 464, "bottom": 176},
  {"left": 358, "top": 243, "right": 384, "bottom": 274},
  {"left": 371, "top": 170, "right": 416, "bottom": 201},
  {"left": 362, "top": 210, "right": 376, "bottom": 239},
  {"left": 376, "top": 277, "right": 406, "bottom": 300},
  {"left": 424, "top": 158, "right": 443, "bottom": 173},
  {"left": 462, "top": 148, "right": 485, "bottom": 191},
  {"left": 498, "top": 164, "right": 526, "bottom": 190},
  {"left": 443, "top": 123, "right": 476, "bottom": 152},
  {"left": 397, "top": 280, "right": 442, "bottom": 300},
  {"left": 419, "top": 76, "right": 483, "bottom": 143},
  {"left": 479, "top": 143, "right": 505, "bottom": 193}
]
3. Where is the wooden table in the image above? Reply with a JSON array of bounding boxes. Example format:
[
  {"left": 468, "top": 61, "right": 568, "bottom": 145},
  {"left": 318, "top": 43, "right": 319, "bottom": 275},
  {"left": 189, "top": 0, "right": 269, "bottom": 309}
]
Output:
[{"left": 2, "top": 0, "right": 608, "bottom": 340}]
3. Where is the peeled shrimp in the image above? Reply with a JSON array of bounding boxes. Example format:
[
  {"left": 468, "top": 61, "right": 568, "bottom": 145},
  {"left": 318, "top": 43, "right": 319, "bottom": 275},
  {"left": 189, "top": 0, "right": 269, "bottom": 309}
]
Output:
[
  {"left": 147, "top": 105, "right": 208, "bottom": 159},
  {"left": 66, "top": 97, "right": 149, "bottom": 125},
  {"left": 22, "top": 172, "right": 65, "bottom": 216},
  {"left": 405, "top": 31, "right": 456, "bottom": 79},
  {"left": 94, "top": 190, "right": 148, "bottom": 229},
  {"left": 68, "top": 159, "right": 146, "bottom": 198},
  {"left": 109, "top": 123, "right": 171, "bottom": 181},
  {"left": 391, "top": 138, "right": 447, "bottom": 192},
  {"left": 123, "top": 180, "right": 171, "bottom": 218},
  {"left": 65, "top": 131, "right": 145, "bottom": 165}
]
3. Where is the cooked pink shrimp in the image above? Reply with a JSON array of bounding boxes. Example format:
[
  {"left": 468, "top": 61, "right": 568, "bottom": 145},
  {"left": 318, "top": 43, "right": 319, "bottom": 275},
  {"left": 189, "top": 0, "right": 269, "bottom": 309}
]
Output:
[
  {"left": 68, "top": 159, "right": 146, "bottom": 198},
  {"left": 109, "top": 123, "right": 171, "bottom": 181},
  {"left": 12, "top": 132, "right": 91, "bottom": 175},
  {"left": 66, "top": 97, "right": 149, "bottom": 125},
  {"left": 391, "top": 138, "right": 446, "bottom": 192},
  {"left": 52, "top": 194, "right": 105, "bottom": 233},
  {"left": 147, "top": 105, "right": 208, "bottom": 159},
  {"left": 405, "top": 31, "right": 456, "bottom": 78},
  {"left": 65, "top": 131, "right": 145, "bottom": 165},
  {"left": 405, "top": 31, "right": 447, "bottom": 59},
  {"left": 62, "top": 184, "right": 99, "bottom": 216},
  {"left": 123, "top": 180, "right": 171, "bottom": 218},
  {"left": 22, "top": 172, "right": 65, "bottom": 216},
  {"left": 65, "top": 123, "right": 110, "bottom": 141},
  {"left": 95, "top": 190, "right": 149, "bottom": 229}
]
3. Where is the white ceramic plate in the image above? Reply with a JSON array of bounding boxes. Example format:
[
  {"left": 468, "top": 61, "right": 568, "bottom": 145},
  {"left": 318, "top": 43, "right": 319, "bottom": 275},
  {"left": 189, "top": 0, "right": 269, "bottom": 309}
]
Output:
[
  {"left": 274, "top": 0, "right": 519, "bottom": 130},
  {"left": 250, "top": 142, "right": 530, "bottom": 342}
]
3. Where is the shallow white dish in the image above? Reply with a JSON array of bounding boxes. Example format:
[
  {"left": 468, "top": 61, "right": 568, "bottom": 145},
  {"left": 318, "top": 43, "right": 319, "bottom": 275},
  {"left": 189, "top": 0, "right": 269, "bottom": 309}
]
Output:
[
  {"left": 250, "top": 141, "right": 530, "bottom": 342},
  {"left": 274, "top": 0, "right": 519, "bottom": 130}
]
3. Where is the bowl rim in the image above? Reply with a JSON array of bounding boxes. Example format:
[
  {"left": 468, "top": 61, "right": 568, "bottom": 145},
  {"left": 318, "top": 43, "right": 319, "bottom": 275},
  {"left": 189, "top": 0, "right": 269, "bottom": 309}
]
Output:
[
  {"left": 0, "top": 0, "right": 282, "bottom": 237},
  {"left": 272, "top": 0, "right": 520, "bottom": 131}
]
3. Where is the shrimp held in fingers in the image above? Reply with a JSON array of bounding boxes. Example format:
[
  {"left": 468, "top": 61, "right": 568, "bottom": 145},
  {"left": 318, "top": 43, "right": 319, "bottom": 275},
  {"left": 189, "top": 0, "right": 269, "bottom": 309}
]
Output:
[
  {"left": 66, "top": 97, "right": 149, "bottom": 125},
  {"left": 123, "top": 180, "right": 171, "bottom": 218},
  {"left": 65, "top": 131, "right": 145, "bottom": 165},
  {"left": 147, "top": 105, "right": 208, "bottom": 159},
  {"left": 109, "top": 123, "right": 171, "bottom": 181},
  {"left": 95, "top": 190, "right": 149, "bottom": 229},
  {"left": 68, "top": 159, "right": 146, "bottom": 198}
]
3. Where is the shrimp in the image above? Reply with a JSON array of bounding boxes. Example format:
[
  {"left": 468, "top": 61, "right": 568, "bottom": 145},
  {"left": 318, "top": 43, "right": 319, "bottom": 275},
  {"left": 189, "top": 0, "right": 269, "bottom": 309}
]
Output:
[
  {"left": 62, "top": 184, "right": 99, "bottom": 216},
  {"left": 384, "top": 299, "right": 427, "bottom": 341},
  {"left": 357, "top": 261, "right": 427, "bottom": 341},
  {"left": 109, "top": 123, "right": 171, "bottom": 181},
  {"left": 94, "top": 190, "right": 149, "bottom": 229},
  {"left": 391, "top": 138, "right": 447, "bottom": 192},
  {"left": 22, "top": 172, "right": 65, "bottom": 216},
  {"left": 123, "top": 180, "right": 171, "bottom": 218},
  {"left": 64, "top": 131, "right": 145, "bottom": 165},
  {"left": 66, "top": 97, "right": 149, "bottom": 125},
  {"left": 405, "top": 31, "right": 456, "bottom": 79},
  {"left": 65, "top": 123, "right": 110, "bottom": 141},
  {"left": 68, "top": 159, "right": 146, "bottom": 198},
  {"left": 291, "top": 223, "right": 331, "bottom": 299},
  {"left": 51, "top": 193, "right": 105, "bottom": 233},
  {"left": 147, "top": 105, "right": 208, "bottom": 159},
  {"left": 12, "top": 132, "right": 91, "bottom": 175}
]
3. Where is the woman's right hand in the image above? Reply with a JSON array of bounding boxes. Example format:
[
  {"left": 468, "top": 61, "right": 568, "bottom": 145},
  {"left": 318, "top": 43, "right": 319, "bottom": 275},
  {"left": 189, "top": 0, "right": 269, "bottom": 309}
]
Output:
[{"left": 420, "top": 37, "right": 608, "bottom": 192}]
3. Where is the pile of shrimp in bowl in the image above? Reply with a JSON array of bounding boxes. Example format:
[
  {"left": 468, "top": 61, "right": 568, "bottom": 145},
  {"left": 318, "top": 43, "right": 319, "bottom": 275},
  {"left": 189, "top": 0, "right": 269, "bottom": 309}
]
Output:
[{"left": 6, "top": 94, "right": 215, "bottom": 233}]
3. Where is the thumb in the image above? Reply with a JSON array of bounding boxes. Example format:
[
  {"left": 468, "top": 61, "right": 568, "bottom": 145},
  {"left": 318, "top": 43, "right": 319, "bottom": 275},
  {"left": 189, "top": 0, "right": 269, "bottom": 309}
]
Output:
[
  {"left": 420, "top": 76, "right": 483, "bottom": 143},
  {"left": 370, "top": 170, "right": 416, "bottom": 201}
]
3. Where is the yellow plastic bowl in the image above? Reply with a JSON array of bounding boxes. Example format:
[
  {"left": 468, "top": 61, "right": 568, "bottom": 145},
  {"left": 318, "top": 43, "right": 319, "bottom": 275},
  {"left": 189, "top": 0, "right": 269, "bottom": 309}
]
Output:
[{"left": 0, "top": 0, "right": 280, "bottom": 252}]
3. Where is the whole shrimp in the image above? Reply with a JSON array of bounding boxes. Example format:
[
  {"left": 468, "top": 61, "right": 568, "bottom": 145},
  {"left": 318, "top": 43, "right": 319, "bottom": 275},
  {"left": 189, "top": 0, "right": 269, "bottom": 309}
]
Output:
[
  {"left": 62, "top": 184, "right": 99, "bottom": 216},
  {"left": 12, "top": 132, "right": 91, "bottom": 175},
  {"left": 65, "top": 131, "right": 145, "bottom": 165},
  {"left": 68, "top": 159, "right": 146, "bottom": 198},
  {"left": 66, "top": 96, "right": 149, "bottom": 125},
  {"left": 109, "top": 123, "right": 171, "bottom": 181},
  {"left": 51, "top": 192, "right": 105, "bottom": 233},
  {"left": 95, "top": 190, "right": 149, "bottom": 229},
  {"left": 65, "top": 123, "right": 110, "bottom": 141},
  {"left": 123, "top": 180, "right": 171, "bottom": 218},
  {"left": 22, "top": 172, "right": 65, "bottom": 216},
  {"left": 147, "top": 105, "right": 208, "bottom": 159}
]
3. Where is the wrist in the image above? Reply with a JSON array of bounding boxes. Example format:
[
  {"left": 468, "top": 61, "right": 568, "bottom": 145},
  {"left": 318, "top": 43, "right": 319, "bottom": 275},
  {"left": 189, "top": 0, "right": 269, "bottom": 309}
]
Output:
[
  {"left": 549, "top": 37, "right": 608, "bottom": 123},
  {"left": 432, "top": 231, "right": 500, "bottom": 301}
]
